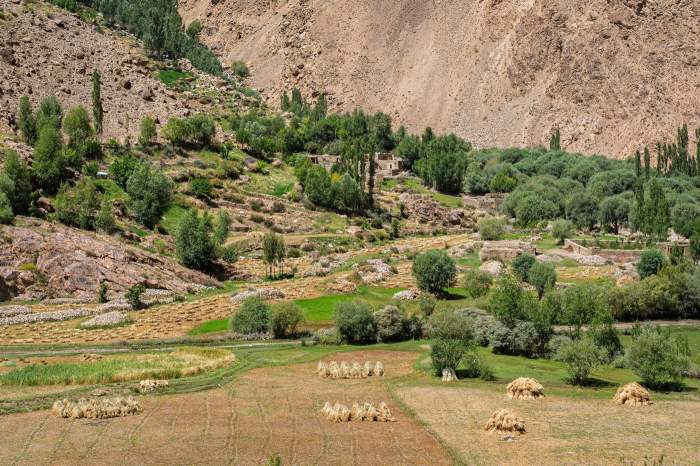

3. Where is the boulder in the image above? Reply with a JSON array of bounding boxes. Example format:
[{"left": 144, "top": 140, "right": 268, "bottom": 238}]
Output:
[{"left": 479, "top": 261, "right": 504, "bottom": 277}]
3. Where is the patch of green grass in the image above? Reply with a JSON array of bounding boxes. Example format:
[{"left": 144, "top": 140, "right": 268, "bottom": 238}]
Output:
[
  {"left": 313, "top": 212, "right": 348, "bottom": 233},
  {"left": 402, "top": 178, "right": 463, "bottom": 208},
  {"left": 95, "top": 179, "right": 128, "bottom": 202},
  {"left": 157, "top": 68, "right": 193, "bottom": 87},
  {"left": 455, "top": 252, "right": 481, "bottom": 268},
  {"left": 294, "top": 286, "right": 404, "bottom": 322},
  {"left": 160, "top": 204, "right": 190, "bottom": 235},
  {"left": 129, "top": 225, "right": 148, "bottom": 238},
  {"left": 272, "top": 182, "right": 293, "bottom": 197},
  {"left": 188, "top": 318, "right": 229, "bottom": 336}
]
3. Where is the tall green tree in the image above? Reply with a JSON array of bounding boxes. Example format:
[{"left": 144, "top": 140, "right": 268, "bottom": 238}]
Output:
[
  {"left": 91, "top": 70, "right": 104, "bottom": 138},
  {"left": 642, "top": 179, "right": 670, "bottom": 240},
  {"left": 17, "top": 96, "right": 36, "bottom": 145},
  {"left": 126, "top": 162, "right": 173, "bottom": 228},
  {"left": 175, "top": 210, "right": 217, "bottom": 271},
  {"left": 35, "top": 96, "right": 63, "bottom": 133},
  {"left": 549, "top": 127, "right": 561, "bottom": 151},
  {"left": 0, "top": 151, "right": 32, "bottom": 214}
]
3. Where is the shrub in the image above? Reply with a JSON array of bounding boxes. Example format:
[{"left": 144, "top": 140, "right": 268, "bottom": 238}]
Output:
[
  {"left": 636, "top": 249, "right": 666, "bottom": 279},
  {"left": 427, "top": 309, "right": 475, "bottom": 374},
  {"left": 270, "top": 302, "right": 304, "bottom": 338},
  {"left": 412, "top": 249, "right": 457, "bottom": 294},
  {"left": 126, "top": 284, "right": 145, "bottom": 310},
  {"left": 551, "top": 219, "right": 574, "bottom": 244},
  {"left": 33, "top": 126, "right": 66, "bottom": 194},
  {"left": 461, "top": 351, "right": 494, "bottom": 380},
  {"left": 555, "top": 336, "right": 605, "bottom": 385},
  {"left": 54, "top": 177, "right": 101, "bottom": 230},
  {"left": 97, "top": 282, "right": 108, "bottom": 304},
  {"left": 587, "top": 310, "right": 623, "bottom": 362},
  {"left": 527, "top": 262, "right": 557, "bottom": 299},
  {"left": 230, "top": 297, "right": 271, "bottom": 334},
  {"left": 373, "top": 305, "right": 406, "bottom": 342},
  {"left": 109, "top": 155, "right": 140, "bottom": 190},
  {"left": 512, "top": 253, "right": 536, "bottom": 281},
  {"left": 625, "top": 324, "right": 690, "bottom": 388},
  {"left": 126, "top": 162, "right": 173, "bottom": 228},
  {"left": 190, "top": 178, "right": 214, "bottom": 199},
  {"left": 334, "top": 300, "right": 377, "bottom": 344},
  {"left": 565, "top": 192, "right": 598, "bottom": 230},
  {"left": 478, "top": 217, "right": 505, "bottom": 241},
  {"left": 0, "top": 151, "right": 32, "bottom": 214},
  {"left": 462, "top": 269, "right": 492, "bottom": 298},
  {"left": 0, "top": 192, "right": 13, "bottom": 224},
  {"left": 62, "top": 106, "right": 93, "bottom": 148},
  {"left": 221, "top": 245, "right": 239, "bottom": 264},
  {"left": 418, "top": 294, "right": 437, "bottom": 317},
  {"left": 232, "top": 60, "right": 249, "bottom": 77},
  {"left": 560, "top": 283, "right": 607, "bottom": 334}
]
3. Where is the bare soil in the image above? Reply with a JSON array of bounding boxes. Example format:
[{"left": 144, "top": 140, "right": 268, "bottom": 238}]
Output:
[
  {"left": 397, "top": 385, "right": 700, "bottom": 465},
  {"left": 0, "top": 350, "right": 453, "bottom": 465}
]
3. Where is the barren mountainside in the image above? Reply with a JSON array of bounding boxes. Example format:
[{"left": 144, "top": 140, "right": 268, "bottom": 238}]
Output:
[{"left": 178, "top": 0, "right": 700, "bottom": 158}]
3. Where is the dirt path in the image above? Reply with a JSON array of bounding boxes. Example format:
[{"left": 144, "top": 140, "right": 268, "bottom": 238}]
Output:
[{"left": 0, "top": 351, "right": 453, "bottom": 466}]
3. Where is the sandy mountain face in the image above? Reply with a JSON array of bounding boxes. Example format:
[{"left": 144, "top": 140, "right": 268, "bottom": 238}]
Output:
[{"left": 178, "top": 0, "right": 700, "bottom": 158}]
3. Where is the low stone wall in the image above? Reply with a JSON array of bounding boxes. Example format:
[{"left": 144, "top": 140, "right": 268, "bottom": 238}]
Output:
[
  {"left": 479, "top": 241, "right": 536, "bottom": 262},
  {"left": 564, "top": 239, "right": 643, "bottom": 264}
]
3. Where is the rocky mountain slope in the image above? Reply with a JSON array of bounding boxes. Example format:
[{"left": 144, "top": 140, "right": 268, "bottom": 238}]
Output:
[{"left": 178, "top": 0, "right": 700, "bottom": 157}]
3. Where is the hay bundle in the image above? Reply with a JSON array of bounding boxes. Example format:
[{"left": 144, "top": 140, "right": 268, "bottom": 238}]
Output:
[
  {"left": 373, "top": 361, "right": 384, "bottom": 377},
  {"left": 506, "top": 378, "right": 544, "bottom": 400},
  {"left": 613, "top": 382, "right": 651, "bottom": 407},
  {"left": 377, "top": 402, "right": 396, "bottom": 422},
  {"left": 484, "top": 409, "right": 525, "bottom": 435},
  {"left": 362, "top": 361, "right": 373, "bottom": 377},
  {"left": 138, "top": 379, "right": 169, "bottom": 393},
  {"left": 53, "top": 397, "right": 141, "bottom": 419},
  {"left": 441, "top": 368, "right": 458, "bottom": 382},
  {"left": 321, "top": 401, "right": 333, "bottom": 417},
  {"left": 323, "top": 401, "right": 395, "bottom": 422},
  {"left": 317, "top": 361, "right": 329, "bottom": 378},
  {"left": 328, "top": 361, "right": 341, "bottom": 379},
  {"left": 350, "top": 362, "right": 363, "bottom": 379},
  {"left": 340, "top": 361, "right": 351, "bottom": 378},
  {"left": 325, "top": 403, "right": 351, "bottom": 422}
]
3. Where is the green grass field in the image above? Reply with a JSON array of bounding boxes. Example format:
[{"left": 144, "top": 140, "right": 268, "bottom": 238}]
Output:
[
  {"left": 295, "top": 286, "right": 404, "bottom": 321},
  {"left": 188, "top": 318, "right": 229, "bottom": 336},
  {"left": 157, "top": 68, "right": 193, "bottom": 87}
]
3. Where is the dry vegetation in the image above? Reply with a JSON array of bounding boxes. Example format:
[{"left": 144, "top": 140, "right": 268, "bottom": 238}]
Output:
[
  {"left": 52, "top": 396, "right": 142, "bottom": 419},
  {"left": 613, "top": 382, "right": 651, "bottom": 407},
  {"left": 506, "top": 377, "right": 545, "bottom": 401}
]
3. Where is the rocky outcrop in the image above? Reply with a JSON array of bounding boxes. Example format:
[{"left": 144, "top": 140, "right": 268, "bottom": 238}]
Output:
[
  {"left": 479, "top": 241, "right": 536, "bottom": 262},
  {"left": 399, "top": 194, "right": 475, "bottom": 229},
  {"left": 0, "top": 218, "right": 218, "bottom": 300}
]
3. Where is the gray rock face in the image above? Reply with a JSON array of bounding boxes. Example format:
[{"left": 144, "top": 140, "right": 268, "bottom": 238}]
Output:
[{"left": 0, "top": 218, "right": 219, "bottom": 300}]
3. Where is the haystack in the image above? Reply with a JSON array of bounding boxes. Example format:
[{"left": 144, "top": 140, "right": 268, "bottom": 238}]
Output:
[
  {"left": 484, "top": 409, "right": 525, "bottom": 435},
  {"left": 53, "top": 397, "right": 141, "bottom": 419},
  {"left": 328, "top": 361, "right": 341, "bottom": 379},
  {"left": 613, "top": 382, "right": 651, "bottom": 407},
  {"left": 362, "top": 361, "right": 373, "bottom": 377},
  {"left": 340, "top": 361, "right": 351, "bottom": 378},
  {"left": 317, "top": 361, "right": 329, "bottom": 378},
  {"left": 80, "top": 353, "right": 103, "bottom": 362},
  {"left": 506, "top": 377, "right": 544, "bottom": 400},
  {"left": 373, "top": 361, "right": 384, "bottom": 376},
  {"left": 138, "top": 379, "right": 169, "bottom": 393},
  {"left": 325, "top": 403, "right": 351, "bottom": 422},
  {"left": 350, "top": 362, "right": 363, "bottom": 379},
  {"left": 377, "top": 402, "right": 396, "bottom": 422},
  {"left": 442, "top": 368, "right": 458, "bottom": 382}
]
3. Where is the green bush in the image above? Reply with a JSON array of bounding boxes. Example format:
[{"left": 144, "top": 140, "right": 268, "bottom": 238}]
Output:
[
  {"left": 412, "top": 249, "right": 457, "bottom": 294},
  {"left": 0, "top": 151, "right": 32, "bottom": 215},
  {"left": 512, "top": 253, "right": 536, "bottom": 281},
  {"left": 636, "top": 249, "right": 666, "bottom": 279},
  {"left": 33, "top": 126, "right": 66, "bottom": 194},
  {"left": 54, "top": 178, "right": 102, "bottom": 230},
  {"left": 270, "top": 302, "right": 304, "bottom": 338},
  {"left": 190, "top": 178, "right": 214, "bottom": 199},
  {"left": 221, "top": 245, "right": 239, "bottom": 264},
  {"left": 625, "top": 324, "right": 690, "bottom": 388},
  {"left": 126, "top": 284, "right": 145, "bottom": 310},
  {"left": 139, "top": 116, "right": 157, "bottom": 147},
  {"left": 0, "top": 192, "right": 13, "bottom": 224},
  {"left": 97, "top": 282, "right": 108, "bottom": 304},
  {"left": 555, "top": 336, "right": 605, "bottom": 385},
  {"left": 230, "top": 297, "right": 271, "bottom": 334},
  {"left": 232, "top": 60, "right": 249, "bottom": 77},
  {"left": 109, "top": 155, "right": 140, "bottom": 190},
  {"left": 418, "top": 294, "right": 437, "bottom": 317},
  {"left": 487, "top": 273, "right": 525, "bottom": 327},
  {"left": 462, "top": 269, "right": 492, "bottom": 298},
  {"left": 478, "top": 217, "right": 505, "bottom": 241},
  {"left": 62, "top": 106, "right": 94, "bottom": 148},
  {"left": 334, "top": 300, "right": 377, "bottom": 344},
  {"left": 373, "top": 305, "right": 406, "bottom": 342}
]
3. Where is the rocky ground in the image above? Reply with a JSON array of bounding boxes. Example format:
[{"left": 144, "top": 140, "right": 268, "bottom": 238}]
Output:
[{"left": 179, "top": 0, "right": 700, "bottom": 157}]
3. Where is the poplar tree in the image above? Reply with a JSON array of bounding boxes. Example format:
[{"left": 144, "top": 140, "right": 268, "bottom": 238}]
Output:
[
  {"left": 17, "top": 96, "right": 36, "bottom": 145},
  {"left": 92, "top": 70, "right": 104, "bottom": 138}
]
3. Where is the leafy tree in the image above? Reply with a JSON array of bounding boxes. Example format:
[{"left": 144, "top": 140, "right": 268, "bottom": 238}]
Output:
[
  {"left": 514, "top": 194, "right": 559, "bottom": 226},
  {"left": 396, "top": 135, "right": 422, "bottom": 171},
  {"left": 109, "top": 155, "right": 140, "bottom": 190},
  {"left": 512, "top": 253, "right": 536, "bottom": 281},
  {"left": 332, "top": 173, "right": 364, "bottom": 213},
  {"left": 373, "top": 305, "right": 407, "bottom": 342},
  {"left": 271, "top": 302, "right": 304, "bottom": 338},
  {"left": 427, "top": 309, "right": 475, "bottom": 374},
  {"left": 32, "top": 126, "right": 65, "bottom": 194},
  {"left": 126, "top": 284, "right": 146, "bottom": 310},
  {"left": 598, "top": 195, "right": 630, "bottom": 233},
  {"left": 555, "top": 336, "right": 605, "bottom": 385},
  {"left": 528, "top": 262, "right": 557, "bottom": 299},
  {"left": 175, "top": 209, "right": 217, "bottom": 271},
  {"left": 489, "top": 166, "right": 518, "bottom": 193},
  {"left": 91, "top": 70, "right": 103, "bottom": 137},
  {"left": 636, "top": 249, "right": 666, "bottom": 279},
  {"left": 412, "top": 250, "right": 457, "bottom": 294},
  {"left": 231, "top": 297, "right": 271, "bottom": 334},
  {"left": 551, "top": 219, "right": 574, "bottom": 244},
  {"left": 588, "top": 309, "right": 623, "bottom": 362},
  {"left": 97, "top": 282, "right": 108, "bottom": 304},
  {"left": 626, "top": 324, "right": 690, "bottom": 388},
  {"left": 262, "top": 231, "right": 285, "bottom": 277},
  {"left": 303, "top": 165, "right": 332, "bottom": 206},
  {"left": 35, "top": 96, "right": 63, "bottom": 132},
  {"left": 0, "top": 151, "right": 32, "bottom": 214},
  {"left": 63, "top": 106, "right": 94, "bottom": 148},
  {"left": 0, "top": 192, "right": 13, "bottom": 224},
  {"left": 17, "top": 96, "right": 36, "bottom": 145},
  {"left": 95, "top": 200, "right": 117, "bottom": 234},
  {"left": 565, "top": 191, "right": 598, "bottom": 230},
  {"left": 213, "top": 210, "right": 231, "bottom": 246},
  {"left": 334, "top": 300, "right": 377, "bottom": 344},
  {"left": 560, "top": 284, "right": 606, "bottom": 335},
  {"left": 642, "top": 178, "right": 670, "bottom": 240},
  {"left": 54, "top": 177, "right": 102, "bottom": 230},
  {"left": 488, "top": 273, "right": 524, "bottom": 328},
  {"left": 671, "top": 202, "right": 700, "bottom": 238},
  {"left": 139, "top": 116, "right": 157, "bottom": 147},
  {"left": 126, "top": 162, "right": 173, "bottom": 228}
]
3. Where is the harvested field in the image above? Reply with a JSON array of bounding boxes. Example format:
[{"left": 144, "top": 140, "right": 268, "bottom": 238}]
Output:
[
  {"left": 0, "top": 350, "right": 451, "bottom": 465},
  {"left": 397, "top": 385, "right": 700, "bottom": 465}
]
